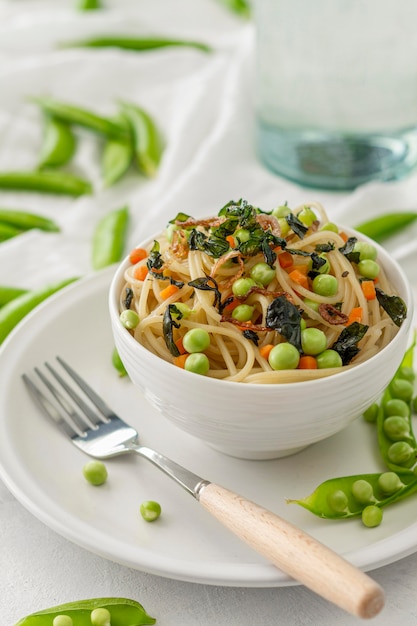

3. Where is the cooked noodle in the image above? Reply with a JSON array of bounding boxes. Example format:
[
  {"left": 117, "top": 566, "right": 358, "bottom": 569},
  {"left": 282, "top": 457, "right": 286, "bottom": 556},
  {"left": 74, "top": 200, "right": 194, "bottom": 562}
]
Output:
[{"left": 119, "top": 201, "right": 406, "bottom": 383}]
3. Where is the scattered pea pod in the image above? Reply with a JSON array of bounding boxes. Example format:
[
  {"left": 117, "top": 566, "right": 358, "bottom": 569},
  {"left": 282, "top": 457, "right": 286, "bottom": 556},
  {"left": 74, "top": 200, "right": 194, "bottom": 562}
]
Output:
[
  {"left": 216, "top": 0, "right": 251, "bottom": 18},
  {"left": 355, "top": 211, "right": 417, "bottom": 243},
  {"left": 119, "top": 102, "right": 163, "bottom": 177},
  {"left": 14, "top": 597, "right": 156, "bottom": 625},
  {"left": 77, "top": 0, "right": 101, "bottom": 9},
  {"left": 0, "top": 208, "right": 60, "bottom": 232},
  {"left": 0, "top": 277, "right": 78, "bottom": 344},
  {"left": 32, "top": 97, "right": 128, "bottom": 139},
  {"left": 38, "top": 117, "right": 77, "bottom": 169},
  {"left": 112, "top": 347, "right": 128, "bottom": 377},
  {"left": 91, "top": 205, "right": 129, "bottom": 270},
  {"left": 0, "top": 171, "right": 92, "bottom": 196},
  {"left": 101, "top": 116, "right": 134, "bottom": 187},
  {"left": 0, "top": 285, "right": 28, "bottom": 306},
  {"left": 0, "top": 222, "right": 22, "bottom": 241},
  {"left": 289, "top": 333, "right": 417, "bottom": 526},
  {"left": 61, "top": 35, "right": 211, "bottom": 53}
]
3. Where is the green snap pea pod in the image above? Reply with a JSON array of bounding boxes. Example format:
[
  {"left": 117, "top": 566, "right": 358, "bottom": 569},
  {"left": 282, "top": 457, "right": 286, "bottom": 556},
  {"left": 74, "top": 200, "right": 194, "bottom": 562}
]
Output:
[
  {"left": 0, "top": 222, "right": 22, "bottom": 241},
  {"left": 77, "top": 0, "right": 101, "bottom": 9},
  {"left": 355, "top": 211, "right": 417, "bottom": 243},
  {"left": 32, "top": 97, "right": 128, "bottom": 139},
  {"left": 0, "top": 171, "right": 92, "bottom": 196},
  {"left": 0, "top": 208, "right": 60, "bottom": 232},
  {"left": 376, "top": 336, "right": 417, "bottom": 474},
  {"left": 61, "top": 35, "right": 211, "bottom": 53},
  {"left": 0, "top": 286, "right": 28, "bottom": 306},
  {"left": 119, "top": 102, "right": 163, "bottom": 177},
  {"left": 38, "top": 117, "right": 77, "bottom": 169},
  {"left": 288, "top": 472, "right": 417, "bottom": 520},
  {"left": 216, "top": 0, "right": 251, "bottom": 18},
  {"left": 101, "top": 116, "right": 134, "bottom": 187},
  {"left": 0, "top": 277, "right": 78, "bottom": 344},
  {"left": 92, "top": 205, "right": 129, "bottom": 270},
  {"left": 14, "top": 597, "right": 156, "bottom": 625},
  {"left": 112, "top": 346, "right": 128, "bottom": 377}
]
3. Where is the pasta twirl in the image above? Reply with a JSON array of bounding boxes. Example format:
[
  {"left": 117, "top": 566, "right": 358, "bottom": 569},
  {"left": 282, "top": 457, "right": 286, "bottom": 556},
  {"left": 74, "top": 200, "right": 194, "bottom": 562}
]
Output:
[{"left": 119, "top": 200, "right": 407, "bottom": 383}]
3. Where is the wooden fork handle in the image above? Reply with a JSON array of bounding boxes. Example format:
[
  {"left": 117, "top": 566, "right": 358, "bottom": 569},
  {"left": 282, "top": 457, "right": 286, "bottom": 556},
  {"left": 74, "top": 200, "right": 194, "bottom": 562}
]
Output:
[{"left": 198, "top": 483, "right": 384, "bottom": 619}]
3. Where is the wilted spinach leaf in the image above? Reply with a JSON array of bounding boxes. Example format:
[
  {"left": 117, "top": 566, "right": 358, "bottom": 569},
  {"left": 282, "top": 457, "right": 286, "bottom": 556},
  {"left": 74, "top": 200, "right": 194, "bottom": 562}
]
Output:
[
  {"left": 147, "top": 240, "right": 164, "bottom": 276},
  {"left": 265, "top": 296, "right": 302, "bottom": 351},
  {"left": 163, "top": 304, "right": 183, "bottom": 357},
  {"left": 331, "top": 322, "right": 369, "bottom": 365},
  {"left": 286, "top": 213, "right": 308, "bottom": 239},
  {"left": 243, "top": 329, "right": 259, "bottom": 345},
  {"left": 169, "top": 212, "right": 191, "bottom": 224},
  {"left": 188, "top": 229, "right": 230, "bottom": 258},
  {"left": 338, "top": 237, "right": 360, "bottom": 263},
  {"left": 375, "top": 287, "right": 407, "bottom": 327},
  {"left": 189, "top": 275, "right": 222, "bottom": 310}
]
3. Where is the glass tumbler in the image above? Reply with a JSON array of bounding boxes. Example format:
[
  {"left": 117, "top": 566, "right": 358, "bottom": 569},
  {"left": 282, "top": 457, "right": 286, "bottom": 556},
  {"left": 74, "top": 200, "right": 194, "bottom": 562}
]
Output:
[{"left": 254, "top": 0, "right": 417, "bottom": 190}]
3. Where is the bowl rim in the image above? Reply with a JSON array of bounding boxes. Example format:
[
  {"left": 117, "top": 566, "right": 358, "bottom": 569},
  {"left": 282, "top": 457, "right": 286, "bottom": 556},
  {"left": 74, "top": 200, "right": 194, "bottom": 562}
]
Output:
[{"left": 109, "top": 224, "right": 414, "bottom": 391}]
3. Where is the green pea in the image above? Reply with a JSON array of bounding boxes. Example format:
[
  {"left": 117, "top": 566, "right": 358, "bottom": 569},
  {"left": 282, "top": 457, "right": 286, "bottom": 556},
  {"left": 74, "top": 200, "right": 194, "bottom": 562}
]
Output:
[
  {"left": 397, "top": 366, "right": 416, "bottom": 383},
  {"left": 268, "top": 342, "right": 300, "bottom": 370},
  {"left": 301, "top": 327, "right": 327, "bottom": 356},
  {"left": 413, "top": 396, "right": 417, "bottom": 414},
  {"left": 358, "top": 259, "right": 380, "bottom": 280},
  {"left": 310, "top": 253, "right": 330, "bottom": 274},
  {"left": 320, "top": 222, "right": 339, "bottom": 233},
  {"left": 377, "top": 472, "right": 404, "bottom": 495},
  {"left": 140, "top": 500, "right": 162, "bottom": 522},
  {"left": 384, "top": 398, "right": 410, "bottom": 418},
  {"left": 53, "top": 617, "right": 73, "bottom": 626},
  {"left": 250, "top": 262, "right": 276, "bottom": 286},
  {"left": 182, "top": 328, "right": 210, "bottom": 353},
  {"left": 383, "top": 416, "right": 411, "bottom": 441},
  {"left": 327, "top": 489, "right": 349, "bottom": 513},
  {"left": 231, "top": 303, "right": 254, "bottom": 322},
  {"left": 300, "top": 318, "right": 307, "bottom": 331},
  {"left": 351, "top": 480, "right": 375, "bottom": 505},
  {"left": 362, "top": 505, "right": 383, "bottom": 528},
  {"left": 363, "top": 403, "right": 379, "bottom": 423},
  {"left": 277, "top": 217, "right": 291, "bottom": 236},
  {"left": 120, "top": 309, "right": 139, "bottom": 330},
  {"left": 303, "top": 297, "right": 320, "bottom": 312},
  {"left": 316, "top": 349, "right": 343, "bottom": 369},
  {"left": 353, "top": 241, "right": 377, "bottom": 261},
  {"left": 271, "top": 204, "right": 291, "bottom": 218},
  {"left": 312, "top": 273, "right": 338, "bottom": 297},
  {"left": 91, "top": 608, "right": 111, "bottom": 626},
  {"left": 171, "top": 302, "right": 192, "bottom": 318},
  {"left": 296, "top": 206, "right": 317, "bottom": 227},
  {"left": 232, "top": 277, "right": 256, "bottom": 297},
  {"left": 184, "top": 353, "right": 210, "bottom": 375},
  {"left": 234, "top": 228, "right": 250, "bottom": 243},
  {"left": 387, "top": 441, "right": 415, "bottom": 466},
  {"left": 389, "top": 378, "right": 414, "bottom": 402},
  {"left": 82, "top": 460, "right": 108, "bottom": 486}
]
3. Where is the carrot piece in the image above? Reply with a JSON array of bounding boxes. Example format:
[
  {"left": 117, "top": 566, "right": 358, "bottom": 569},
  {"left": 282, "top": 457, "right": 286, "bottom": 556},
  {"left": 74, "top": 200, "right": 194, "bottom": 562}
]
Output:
[
  {"left": 159, "top": 284, "right": 180, "bottom": 300},
  {"left": 259, "top": 344, "right": 274, "bottom": 360},
  {"left": 226, "top": 235, "right": 236, "bottom": 248},
  {"left": 222, "top": 298, "right": 240, "bottom": 314},
  {"left": 278, "top": 251, "right": 293, "bottom": 269},
  {"left": 361, "top": 280, "right": 376, "bottom": 301},
  {"left": 288, "top": 268, "right": 310, "bottom": 290},
  {"left": 173, "top": 353, "right": 189, "bottom": 368},
  {"left": 298, "top": 355, "right": 318, "bottom": 369},
  {"left": 175, "top": 336, "right": 186, "bottom": 355},
  {"left": 339, "top": 231, "right": 348, "bottom": 242},
  {"left": 133, "top": 265, "right": 148, "bottom": 281},
  {"left": 346, "top": 306, "right": 363, "bottom": 325},
  {"left": 129, "top": 247, "right": 148, "bottom": 264}
]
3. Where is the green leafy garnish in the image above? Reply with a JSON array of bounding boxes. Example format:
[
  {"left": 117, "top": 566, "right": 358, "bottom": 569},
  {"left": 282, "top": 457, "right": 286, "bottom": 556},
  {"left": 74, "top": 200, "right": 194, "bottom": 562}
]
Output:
[
  {"left": 331, "top": 322, "right": 369, "bottom": 365},
  {"left": 375, "top": 287, "right": 407, "bottom": 327},
  {"left": 265, "top": 296, "right": 302, "bottom": 351},
  {"left": 188, "top": 276, "right": 222, "bottom": 310},
  {"left": 163, "top": 304, "right": 182, "bottom": 356}
]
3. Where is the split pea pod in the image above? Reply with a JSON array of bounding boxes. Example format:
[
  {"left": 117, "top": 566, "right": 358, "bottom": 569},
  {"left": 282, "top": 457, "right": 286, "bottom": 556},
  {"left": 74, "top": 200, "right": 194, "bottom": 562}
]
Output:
[
  {"left": 0, "top": 277, "right": 78, "bottom": 344},
  {"left": 38, "top": 116, "right": 77, "bottom": 169},
  {"left": 101, "top": 116, "right": 134, "bottom": 187},
  {"left": 0, "top": 170, "right": 92, "bottom": 196},
  {"left": 14, "top": 597, "right": 156, "bottom": 625},
  {"left": 61, "top": 35, "right": 211, "bottom": 53},
  {"left": 91, "top": 205, "right": 129, "bottom": 270},
  {"left": 32, "top": 97, "right": 128, "bottom": 139},
  {"left": 0, "top": 286, "right": 28, "bottom": 306},
  {"left": 0, "top": 208, "right": 60, "bottom": 232},
  {"left": 355, "top": 211, "right": 417, "bottom": 243},
  {"left": 119, "top": 102, "right": 163, "bottom": 177},
  {"left": 77, "top": 0, "right": 101, "bottom": 9}
]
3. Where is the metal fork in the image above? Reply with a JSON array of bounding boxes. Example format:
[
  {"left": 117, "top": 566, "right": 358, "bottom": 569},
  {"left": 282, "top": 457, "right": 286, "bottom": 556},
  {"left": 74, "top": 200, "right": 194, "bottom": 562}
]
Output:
[{"left": 22, "top": 356, "right": 384, "bottom": 619}]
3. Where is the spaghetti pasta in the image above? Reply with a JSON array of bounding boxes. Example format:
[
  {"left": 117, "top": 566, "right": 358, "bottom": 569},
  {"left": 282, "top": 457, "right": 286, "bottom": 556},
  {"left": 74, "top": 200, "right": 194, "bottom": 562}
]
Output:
[{"left": 119, "top": 200, "right": 407, "bottom": 383}]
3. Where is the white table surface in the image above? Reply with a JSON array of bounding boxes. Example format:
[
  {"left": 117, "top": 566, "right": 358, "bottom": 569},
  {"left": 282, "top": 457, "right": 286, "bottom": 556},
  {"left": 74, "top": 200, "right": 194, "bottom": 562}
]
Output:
[{"left": 1, "top": 1, "right": 417, "bottom": 624}]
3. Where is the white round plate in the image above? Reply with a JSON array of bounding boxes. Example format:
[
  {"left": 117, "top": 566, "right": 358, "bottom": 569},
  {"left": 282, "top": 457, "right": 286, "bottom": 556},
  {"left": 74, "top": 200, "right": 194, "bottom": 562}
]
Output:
[{"left": 0, "top": 267, "right": 416, "bottom": 587}]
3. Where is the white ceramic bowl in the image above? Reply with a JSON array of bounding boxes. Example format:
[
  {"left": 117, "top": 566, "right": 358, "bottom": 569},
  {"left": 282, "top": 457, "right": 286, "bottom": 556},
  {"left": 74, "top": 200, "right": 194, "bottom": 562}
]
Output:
[{"left": 109, "top": 231, "right": 413, "bottom": 460}]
